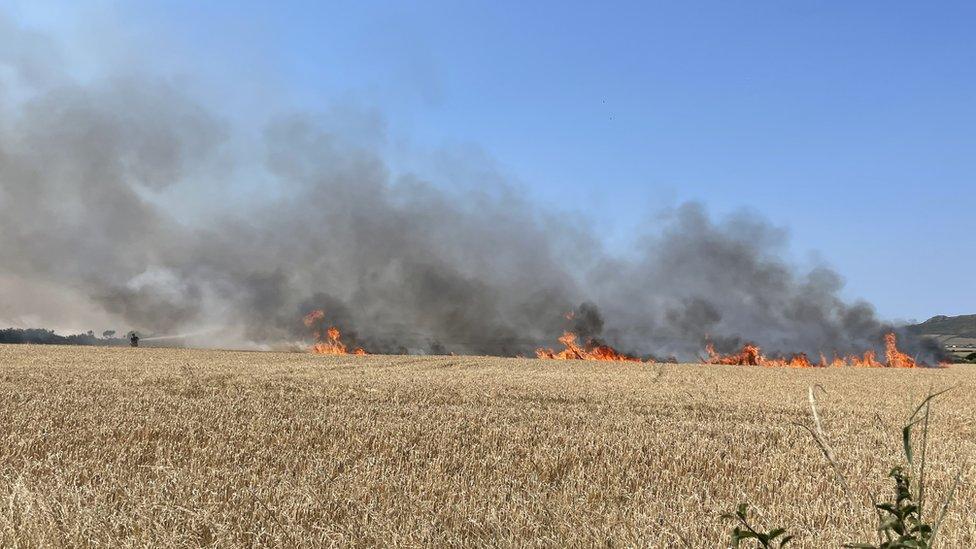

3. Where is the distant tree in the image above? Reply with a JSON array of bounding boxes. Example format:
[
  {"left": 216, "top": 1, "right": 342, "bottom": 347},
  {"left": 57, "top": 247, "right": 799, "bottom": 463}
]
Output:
[
  {"left": 0, "top": 328, "right": 100, "bottom": 346},
  {"left": 966, "top": 352, "right": 976, "bottom": 362},
  {"left": 87, "top": 330, "right": 94, "bottom": 337},
  {"left": 103, "top": 330, "right": 116, "bottom": 339}
]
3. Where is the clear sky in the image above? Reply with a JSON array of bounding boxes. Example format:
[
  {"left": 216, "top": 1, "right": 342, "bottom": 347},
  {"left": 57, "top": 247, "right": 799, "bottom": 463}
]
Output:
[{"left": 9, "top": 1, "right": 975, "bottom": 322}]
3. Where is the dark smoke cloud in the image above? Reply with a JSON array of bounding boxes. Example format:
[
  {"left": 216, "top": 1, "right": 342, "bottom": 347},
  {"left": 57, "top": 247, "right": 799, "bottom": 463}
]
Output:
[
  {"left": 588, "top": 204, "right": 943, "bottom": 360},
  {"left": 0, "top": 15, "right": 942, "bottom": 361}
]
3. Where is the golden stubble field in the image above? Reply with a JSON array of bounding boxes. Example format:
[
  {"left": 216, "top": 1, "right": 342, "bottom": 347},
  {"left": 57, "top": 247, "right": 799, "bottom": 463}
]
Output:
[{"left": 0, "top": 344, "right": 973, "bottom": 548}]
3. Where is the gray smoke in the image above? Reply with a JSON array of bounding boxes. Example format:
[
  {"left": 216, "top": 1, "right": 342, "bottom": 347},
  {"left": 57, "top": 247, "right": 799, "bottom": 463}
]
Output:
[
  {"left": 0, "top": 15, "right": 942, "bottom": 362},
  {"left": 588, "top": 205, "right": 943, "bottom": 361}
]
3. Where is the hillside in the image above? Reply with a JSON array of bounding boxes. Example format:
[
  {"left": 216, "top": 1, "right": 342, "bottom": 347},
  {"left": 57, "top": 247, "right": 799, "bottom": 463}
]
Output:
[
  {"left": 1, "top": 344, "right": 974, "bottom": 546},
  {"left": 909, "top": 314, "right": 976, "bottom": 337}
]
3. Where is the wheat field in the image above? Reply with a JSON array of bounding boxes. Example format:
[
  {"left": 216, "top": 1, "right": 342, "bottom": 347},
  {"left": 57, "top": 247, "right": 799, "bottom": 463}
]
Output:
[{"left": 0, "top": 344, "right": 973, "bottom": 547}]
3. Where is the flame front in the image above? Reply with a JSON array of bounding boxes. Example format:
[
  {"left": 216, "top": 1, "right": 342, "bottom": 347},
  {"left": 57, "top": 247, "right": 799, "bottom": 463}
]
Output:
[
  {"left": 884, "top": 332, "right": 917, "bottom": 368},
  {"left": 704, "top": 332, "right": 918, "bottom": 368},
  {"left": 303, "top": 309, "right": 367, "bottom": 356},
  {"left": 536, "top": 331, "right": 643, "bottom": 362},
  {"left": 302, "top": 308, "right": 923, "bottom": 367}
]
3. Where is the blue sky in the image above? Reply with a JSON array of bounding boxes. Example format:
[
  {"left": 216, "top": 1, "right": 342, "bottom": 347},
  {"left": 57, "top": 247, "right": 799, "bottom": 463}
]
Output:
[{"left": 11, "top": 1, "right": 975, "bottom": 321}]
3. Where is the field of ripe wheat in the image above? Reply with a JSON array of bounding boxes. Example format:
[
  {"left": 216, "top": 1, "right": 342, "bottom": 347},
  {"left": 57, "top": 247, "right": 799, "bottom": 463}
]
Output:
[{"left": 0, "top": 344, "right": 973, "bottom": 547}]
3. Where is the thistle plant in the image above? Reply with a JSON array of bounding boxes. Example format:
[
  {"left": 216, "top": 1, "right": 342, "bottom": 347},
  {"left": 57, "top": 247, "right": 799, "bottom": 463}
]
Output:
[
  {"left": 727, "top": 386, "right": 966, "bottom": 547},
  {"left": 842, "top": 387, "right": 965, "bottom": 548}
]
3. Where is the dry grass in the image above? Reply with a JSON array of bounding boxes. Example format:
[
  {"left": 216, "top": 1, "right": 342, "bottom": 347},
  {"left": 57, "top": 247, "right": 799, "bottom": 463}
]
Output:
[{"left": 0, "top": 344, "right": 973, "bottom": 547}]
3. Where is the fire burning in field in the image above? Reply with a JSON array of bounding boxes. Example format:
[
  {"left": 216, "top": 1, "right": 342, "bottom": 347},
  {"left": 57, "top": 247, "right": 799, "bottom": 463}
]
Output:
[
  {"left": 534, "top": 322, "right": 925, "bottom": 367},
  {"left": 704, "top": 332, "right": 919, "bottom": 368},
  {"left": 536, "top": 332, "right": 643, "bottom": 362},
  {"left": 303, "top": 301, "right": 928, "bottom": 368},
  {"left": 303, "top": 310, "right": 367, "bottom": 356}
]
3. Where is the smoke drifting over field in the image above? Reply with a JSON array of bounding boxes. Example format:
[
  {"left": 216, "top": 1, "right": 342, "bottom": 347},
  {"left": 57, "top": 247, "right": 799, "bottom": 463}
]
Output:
[{"left": 0, "top": 15, "right": 940, "bottom": 361}]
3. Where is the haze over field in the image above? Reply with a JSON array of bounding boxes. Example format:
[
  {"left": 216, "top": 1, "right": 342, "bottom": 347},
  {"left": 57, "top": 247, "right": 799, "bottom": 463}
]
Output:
[{"left": 0, "top": 7, "right": 952, "bottom": 362}]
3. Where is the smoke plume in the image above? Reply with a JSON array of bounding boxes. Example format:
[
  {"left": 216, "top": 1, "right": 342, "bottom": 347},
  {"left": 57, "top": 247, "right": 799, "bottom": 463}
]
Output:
[{"left": 0, "top": 15, "right": 940, "bottom": 361}]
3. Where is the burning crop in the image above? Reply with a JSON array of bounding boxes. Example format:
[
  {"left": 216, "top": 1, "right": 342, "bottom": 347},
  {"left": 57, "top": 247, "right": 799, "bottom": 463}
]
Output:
[
  {"left": 704, "top": 332, "right": 920, "bottom": 368},
  {"left": 883, "top": 332, "right": 917, "bottom": 368},
  {"left": 536, "top": 332, "right": 644, "bottom": 362},
  {"left": 303, "top": 310, "right": 367, "bottom": 356},
  {"left": 535, "top": 324, "right": 925, "bottom": 368}
]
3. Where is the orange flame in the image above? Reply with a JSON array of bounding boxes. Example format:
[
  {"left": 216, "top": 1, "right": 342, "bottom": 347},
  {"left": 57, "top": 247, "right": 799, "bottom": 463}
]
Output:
[
  {"left": 704, "top": 332, "right": 918, "bottom": 368},
  {"left": 536, "top": 331, "right": 643, "bottom": 362},
  {"left": 884, "top": 332, "right": 917, "bottom": 368},
  {"left": 303, "top": 309, "right": 367, "bottom": 356}
]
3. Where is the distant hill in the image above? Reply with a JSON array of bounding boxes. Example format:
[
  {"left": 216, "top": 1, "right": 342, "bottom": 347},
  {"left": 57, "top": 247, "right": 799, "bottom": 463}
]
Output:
[
  {"left": 909, "top": 315, "right": 976, "bottom": 363},
  {"left": 908, "top": 314, "right": 976, "bottom": 338}
]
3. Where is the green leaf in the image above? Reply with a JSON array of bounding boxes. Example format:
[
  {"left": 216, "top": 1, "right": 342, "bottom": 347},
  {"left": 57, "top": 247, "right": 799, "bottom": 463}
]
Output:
[
  {"left": 902, "top": 422, "right": 916, "bottom": 465},
  {"left": 736, "top": 502, "right": 748, "bottom": 518},
  {"left": 732, "top": 529, "right": 761, "bottom": 541}
]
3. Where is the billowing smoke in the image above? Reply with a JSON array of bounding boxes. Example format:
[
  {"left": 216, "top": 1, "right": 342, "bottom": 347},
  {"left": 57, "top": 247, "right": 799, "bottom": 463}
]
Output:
[
  {"left": 588, "top": 206, "right": 943, "bottom": 361},
  {"left": 0, "top": 15, "right": 941, "bottom": 361}
]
